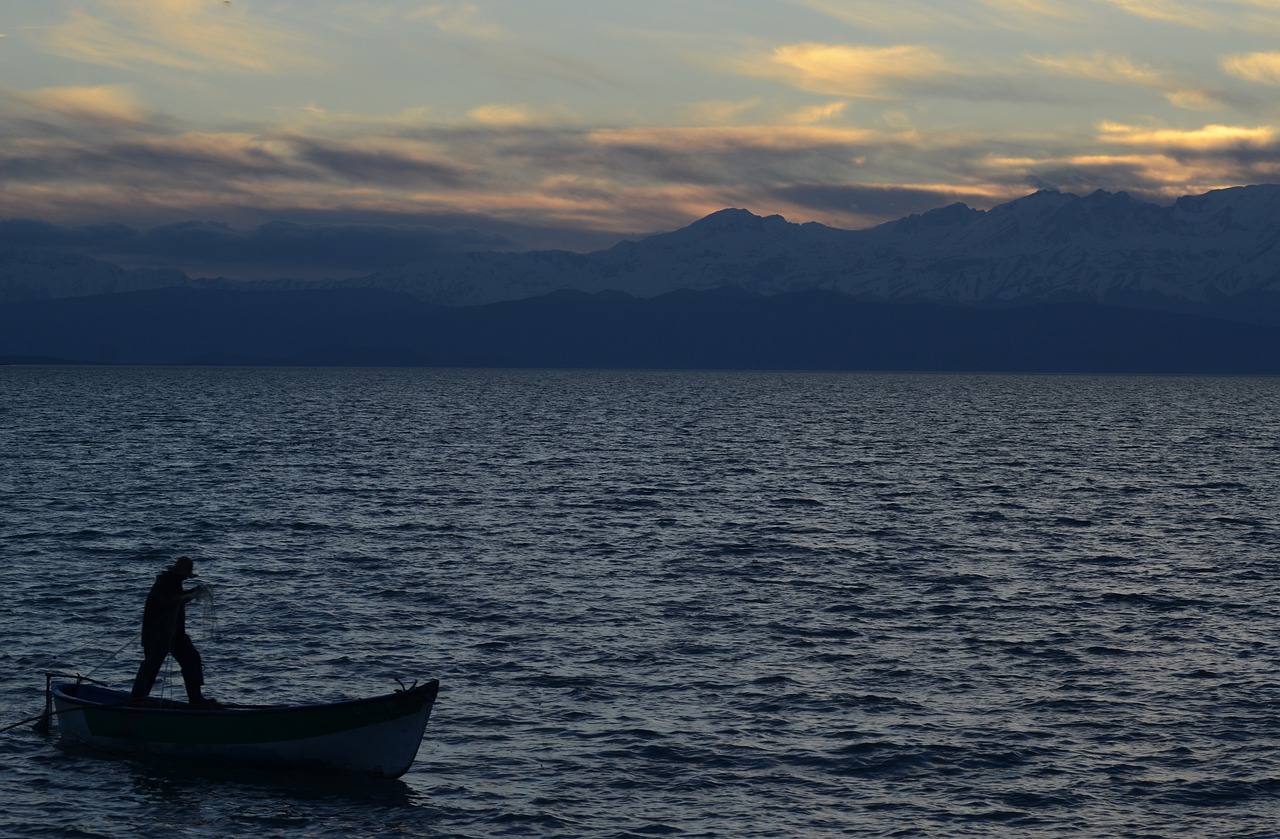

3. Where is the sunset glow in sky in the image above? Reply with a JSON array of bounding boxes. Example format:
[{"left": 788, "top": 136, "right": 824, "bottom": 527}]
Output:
[{"left": 6, "top": 0, "right": 1280, "bottom": 277}]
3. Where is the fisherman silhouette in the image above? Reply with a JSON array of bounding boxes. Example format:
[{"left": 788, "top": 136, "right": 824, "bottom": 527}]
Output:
[{"left": 129, "top": 555, "right": 215, "bottom": 706}]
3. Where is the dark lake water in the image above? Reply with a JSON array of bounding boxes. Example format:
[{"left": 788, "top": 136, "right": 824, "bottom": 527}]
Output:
[{"left": 1, "top": 366, "right": 1278, "bottom": 837}]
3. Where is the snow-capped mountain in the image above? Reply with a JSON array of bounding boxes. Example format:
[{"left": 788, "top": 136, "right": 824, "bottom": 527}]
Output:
[
  {"left": 845, "top": 186, "right": 1280, "bottom": 304},
  {"left": 7, "top": 185, "right": 1280, "bottom": 318},
  {"left": 347, "top": 185, "right": 1280, "bottom": 310}
]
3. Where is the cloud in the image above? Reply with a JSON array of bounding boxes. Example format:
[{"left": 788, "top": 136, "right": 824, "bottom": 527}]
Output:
[
  {"left": 291, "top": 136, "right": 476, "bottom": 187},
  {"left": 1098, "top": 121, "right": 1277, "bottom": 150},
  {"left": 42, "top": 0, "right": 320, "bottom": 74},
  {"left": 1030, "top": 52, "right": 1165, "bottom": 88},
  {"left": 685, "top": 98, "right": 764, "bottom": 124},
  {"left": 408, "top": 3, "right": 507, "bottom": 40},
  {"left": 400, "top": 3, "right": 619, "bottom": 92},
  {"left": 1022, "top": 120, "right": 1280, "bottom": 199},
  {"left": 586, "top": 124, "right": 883, "bottom": 155},
  {"left": 980, "top": 0, "right": 1083, "bottom": 20},
  {"left": 1101, "top": 0, "right": 1280, "bottom": 31},
  {"left": 1100, "top": 0, "right": 1220, "bottom": 27},
  {"left": 730, "top": 41, "right": 1061, "bottom": 106},
  {"left": 0, "top": 89, "right": 944, "bottom": 267},
  {"left": 1223, "top": 51, "right": 1280, "bottom": 84},
  {"left": 754, "top": 43, "right": 954, "bottom": 99},
  {"left": 0, "top": 78, "right": 1202, "bottom": 255},
  {"left": 16, "top": 85, "right": 146, "bottom": 125},
  {"left": 787, "top": 101, "right": 849, "bottom": 124},
  {"left": 1029, "top": 51, "right": 1221, "bottom": 110},
  {"left": 1164, "top": 89, "right": 1223, "bottom": 110},
  {"left": 768, "top": 183, "right": 988, "bottom": 221},
  {"left": 283, "top": 104, "right": 438, "bottom": 132},
  {"left": 789, "top": 0, "right": 977, "bottom": 31},
  {"left": 8, "top": 28, "right": 1280, "bottom": 284},
  {"left": 796, "top": 0, "right": 1086, "bottom": 31},
  {"left": 465, "top": 103, "right": 580, "bottom": 127},
  {"left": 566, "top": 124, "right": 957, "bottom": 229}
]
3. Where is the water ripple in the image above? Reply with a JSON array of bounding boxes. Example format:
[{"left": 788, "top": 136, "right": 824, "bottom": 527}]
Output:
[{"left": 1, "top": 367, "right": 1278, "bottom": 837}]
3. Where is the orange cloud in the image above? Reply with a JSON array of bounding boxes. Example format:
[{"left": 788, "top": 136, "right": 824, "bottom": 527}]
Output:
[
  {"left": 18, "top": 85, "right": 145, "bottom": 125},
  {"left": 1061, "top": 151, "right": 1274, "bottom": 198},
  {"left": 1099, "top": 121, "right": 1277, "bottom": 149},
  {"left": 756, "top": 43, "right": 953, "bottom": 99},
  {"left": 1222, "top": 51, "right": 1280, "bottom": 84},
  {"left": 1164, "top": 89, "right": 1220, "bottom": 111},
  {"left": 466, "top": 103, "right": 578, "bottom": 127}
]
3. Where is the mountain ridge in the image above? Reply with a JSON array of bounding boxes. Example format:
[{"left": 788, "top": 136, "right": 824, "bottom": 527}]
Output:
[
  {"left": 353, "top": 184, "right": 1280, "bottom": 311},
  {"left": 6, "top": 185, "right": 1280, "bottom": 328}
]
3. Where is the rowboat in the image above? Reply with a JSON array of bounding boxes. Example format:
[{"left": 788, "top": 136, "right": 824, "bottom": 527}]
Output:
[{"left": 48, "top": 677, "right": 439, "bottom": 778}]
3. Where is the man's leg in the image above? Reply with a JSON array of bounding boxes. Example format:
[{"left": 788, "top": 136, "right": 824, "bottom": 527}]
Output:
[
  {"left": 131, "top": 645, "right": 167, "bottom": 699},
  {"left": 171, "top": 633, "right": 206, "bottom": 703}
]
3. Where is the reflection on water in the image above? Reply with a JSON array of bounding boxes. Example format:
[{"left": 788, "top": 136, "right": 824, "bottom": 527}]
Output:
[{"left": 122, "top": 756, "right": 417, "bottom": 808}]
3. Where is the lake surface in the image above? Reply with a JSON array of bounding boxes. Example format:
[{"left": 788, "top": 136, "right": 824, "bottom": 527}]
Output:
[{"left": 1, "top": 366, "right": 1278, "bottom": 838}]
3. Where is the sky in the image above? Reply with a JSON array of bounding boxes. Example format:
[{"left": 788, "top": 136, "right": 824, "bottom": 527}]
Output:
[{"left": 5, "top": 0, "right": 1280, "bottom": 279}]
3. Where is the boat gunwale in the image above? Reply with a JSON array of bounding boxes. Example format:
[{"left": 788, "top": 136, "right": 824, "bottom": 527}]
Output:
[{"left": 51, "top": 679, "right": 439, "bottom": 720}]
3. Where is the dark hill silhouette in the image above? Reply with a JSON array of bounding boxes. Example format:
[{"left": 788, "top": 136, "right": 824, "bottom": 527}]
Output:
[
  {"left": 0, "top": 287, "right": 435, "bottom": 366},
  {"left": 5, "top": 285, "right": 1280, "bottom": 373}
]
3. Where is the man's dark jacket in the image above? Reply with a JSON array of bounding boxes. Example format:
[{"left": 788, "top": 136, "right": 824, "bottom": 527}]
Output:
[{"left": 140, "top": 568, "right": 189, "bottom": 649}]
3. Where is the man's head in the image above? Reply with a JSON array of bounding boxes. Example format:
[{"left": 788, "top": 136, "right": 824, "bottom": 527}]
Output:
[{"left": 171, "top": 555, "right": 197, "bottom": 578}]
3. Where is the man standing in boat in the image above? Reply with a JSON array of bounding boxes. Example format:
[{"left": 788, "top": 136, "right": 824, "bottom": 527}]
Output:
[{"left": 130, "top": 555, "right": 215, "bottom": 706}]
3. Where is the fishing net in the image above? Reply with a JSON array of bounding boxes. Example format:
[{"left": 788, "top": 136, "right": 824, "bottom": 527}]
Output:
[{"left": 189, "top": 581, "right": 219, "bottom": 641}]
